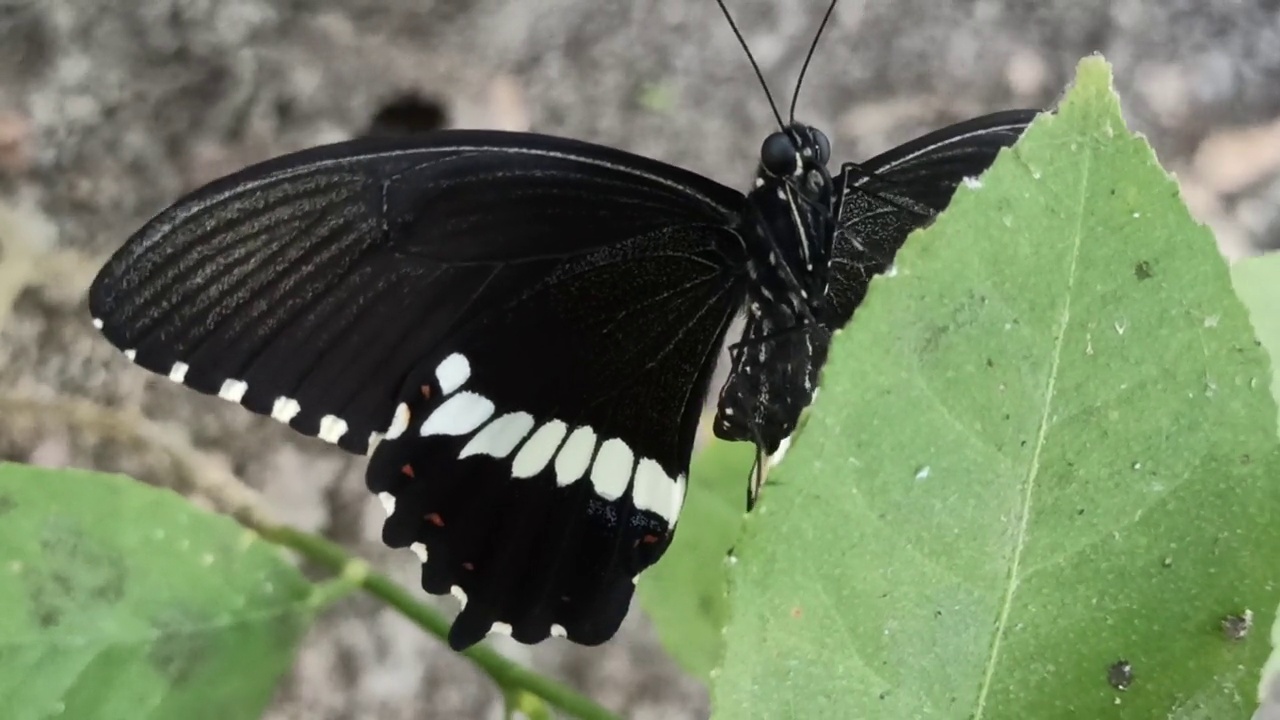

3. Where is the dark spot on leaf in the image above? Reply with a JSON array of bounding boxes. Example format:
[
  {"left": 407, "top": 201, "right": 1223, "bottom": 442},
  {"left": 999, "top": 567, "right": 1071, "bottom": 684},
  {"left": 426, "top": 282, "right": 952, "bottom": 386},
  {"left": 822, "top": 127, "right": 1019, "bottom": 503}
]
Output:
[
  {"left": 148, "top": 610, "right": 214, "bottom": 686},
  {"left": 1134, "top": 260, "right": 1153, "bottom": 281},
  {"left": 364, "top": 92, "right": 448, "bottom": 137},
  {"left": 789, "top": 606, "right": 803, "bottom": 619},
  {"left": 919, "top": 295, "right": 983, "bottom": 354},
  {"left": 1076, "top": 508, "right": 1085, "bottom": 516},
  {"left": 0, "top": 493, "right": 15, "bottom": 516},
  {"left": 1222, "top": 610, "right": 1253, "bottom": 640},
  {"left": 1107, "top": 659, "right": 1133, "bottom": 690},
  {"left": 24, "top": 521, "right": 128, "bottom": 628},
  {"left": 985, "top": 358, "right": 995, "bottom": 368}
]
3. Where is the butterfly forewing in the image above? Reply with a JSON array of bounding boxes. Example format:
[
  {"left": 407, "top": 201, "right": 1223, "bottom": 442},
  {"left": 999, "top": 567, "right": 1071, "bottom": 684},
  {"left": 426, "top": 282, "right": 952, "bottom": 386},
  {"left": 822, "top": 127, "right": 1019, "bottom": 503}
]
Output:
[
  {"left": 826, "top": 109, "right": 1038, "bottom": 326},
  {"left": 90, "top": 131, "right": 749, "bottom": 649}
]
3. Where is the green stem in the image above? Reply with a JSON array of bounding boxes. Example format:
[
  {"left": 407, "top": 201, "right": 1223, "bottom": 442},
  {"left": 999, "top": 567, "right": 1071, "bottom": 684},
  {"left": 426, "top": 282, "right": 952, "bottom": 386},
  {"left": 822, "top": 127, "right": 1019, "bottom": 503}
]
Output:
[{"left": 257, "top": 523, "right": 620, "bottom": 720}]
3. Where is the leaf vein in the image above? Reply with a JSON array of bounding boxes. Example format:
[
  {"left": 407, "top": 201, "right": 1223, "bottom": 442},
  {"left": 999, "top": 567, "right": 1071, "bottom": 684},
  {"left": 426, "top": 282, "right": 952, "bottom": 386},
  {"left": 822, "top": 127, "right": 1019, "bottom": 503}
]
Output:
[{"left": 972, "top": 149, "right": 1089, "bottom": 716}]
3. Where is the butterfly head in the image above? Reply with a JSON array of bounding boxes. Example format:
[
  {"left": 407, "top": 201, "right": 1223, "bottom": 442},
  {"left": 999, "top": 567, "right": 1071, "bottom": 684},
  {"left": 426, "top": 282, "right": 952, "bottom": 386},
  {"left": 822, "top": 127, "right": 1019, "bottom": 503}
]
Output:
[{"left": 758, "top": 124, "right": 831, "bottom": 179}]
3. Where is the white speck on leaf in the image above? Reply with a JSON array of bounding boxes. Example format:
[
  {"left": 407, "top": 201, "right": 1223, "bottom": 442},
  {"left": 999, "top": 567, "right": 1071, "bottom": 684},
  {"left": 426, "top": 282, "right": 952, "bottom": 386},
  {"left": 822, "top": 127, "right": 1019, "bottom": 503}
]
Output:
[
  {"left": 1114, "top": 318, "right": 1128, "bottom": 335},
  {"left": 1132, "top": 461, "right": 1141, "bottom": 470},
  {"left": 885, "top": 264, "right": 899, "bottom": 278},
  {"left": 963, "top": 176, "right": 982, "bottom": 189},
  {"left": 915, "top": 465, "right": 931, "bottom": 480},
  {"left": 1203, "top": 315, "right": 1219, "bottom": 328},
  {"left": 1132, "top": 212, "right": 1141, "bottom": 219}
]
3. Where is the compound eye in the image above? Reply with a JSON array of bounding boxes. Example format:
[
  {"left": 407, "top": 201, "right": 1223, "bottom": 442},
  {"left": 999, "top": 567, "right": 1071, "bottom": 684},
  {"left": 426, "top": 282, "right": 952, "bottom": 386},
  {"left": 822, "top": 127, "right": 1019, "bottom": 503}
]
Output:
[
  {"left": 760, "top": 132, "right": 798, "bottom": 176},
  {"left": 812, "top": 128, "right": 831, "bottom": 165}
]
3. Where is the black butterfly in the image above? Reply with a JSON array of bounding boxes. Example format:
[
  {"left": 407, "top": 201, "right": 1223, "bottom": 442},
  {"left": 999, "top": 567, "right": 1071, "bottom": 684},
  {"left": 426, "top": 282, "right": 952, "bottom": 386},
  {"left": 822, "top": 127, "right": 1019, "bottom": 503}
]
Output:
[{"left": 88, "top": 7, "right": 1037, "bottom": 650}]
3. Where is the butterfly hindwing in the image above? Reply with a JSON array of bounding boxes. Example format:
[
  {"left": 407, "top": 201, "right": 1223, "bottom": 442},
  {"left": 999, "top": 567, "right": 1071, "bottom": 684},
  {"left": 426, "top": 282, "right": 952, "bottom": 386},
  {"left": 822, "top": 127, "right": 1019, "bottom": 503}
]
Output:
[{"left": 367, "top": 225, "right": 743, "bottom": 648}]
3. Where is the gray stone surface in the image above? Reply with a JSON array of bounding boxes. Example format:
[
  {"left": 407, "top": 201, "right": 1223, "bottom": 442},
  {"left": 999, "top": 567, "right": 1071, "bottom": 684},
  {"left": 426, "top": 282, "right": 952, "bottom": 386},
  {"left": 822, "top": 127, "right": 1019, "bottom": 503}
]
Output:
[{"left": 2, "top": 0, "right": 1278, "bottom": 718}]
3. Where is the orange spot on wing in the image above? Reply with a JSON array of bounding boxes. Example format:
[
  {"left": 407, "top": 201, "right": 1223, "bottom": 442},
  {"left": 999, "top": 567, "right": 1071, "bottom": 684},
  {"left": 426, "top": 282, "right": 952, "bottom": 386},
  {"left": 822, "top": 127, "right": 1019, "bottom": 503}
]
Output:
[
  {"left": 400, "top": 464, "right": 415, "bottom": 478},
  {"left": 420, "top": 385, "right": 432, "bottom": 399},
  {"left": 641, "top": 534, "right": 660, "bottom": 544},
  {"left": 461, "top": 562, "right": 475, "bottom": 571},
  {"left": 426, "top": 512, "right": 445, "bottom": 527}
]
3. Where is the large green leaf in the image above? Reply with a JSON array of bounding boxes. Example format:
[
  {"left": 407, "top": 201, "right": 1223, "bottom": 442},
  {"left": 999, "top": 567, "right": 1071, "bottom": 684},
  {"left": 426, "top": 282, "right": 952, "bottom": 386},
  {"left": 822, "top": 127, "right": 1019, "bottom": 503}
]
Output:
[
  {"left": 1232, "top": 251, "right": 1280, "bottom": 431},
  {"left": 713, "top": 57, "right": 1280, "bottom": 719},
  {"left": 0, "top": 463, "right": 315, "bottom": 720},
  {"left": 638, "top": 436, "right": 754, "bottom": 679}
]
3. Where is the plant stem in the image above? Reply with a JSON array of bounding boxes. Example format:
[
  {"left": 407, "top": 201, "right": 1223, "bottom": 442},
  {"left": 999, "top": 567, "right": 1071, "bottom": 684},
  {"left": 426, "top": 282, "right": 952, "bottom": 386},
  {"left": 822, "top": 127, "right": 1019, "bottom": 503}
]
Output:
[{"left": 258, "top": 524, "right": 621, "bottom": 720}]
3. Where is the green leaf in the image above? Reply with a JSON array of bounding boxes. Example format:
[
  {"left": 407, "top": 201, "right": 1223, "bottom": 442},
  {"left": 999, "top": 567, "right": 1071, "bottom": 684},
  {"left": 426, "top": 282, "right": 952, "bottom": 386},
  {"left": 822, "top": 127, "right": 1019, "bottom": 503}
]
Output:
[
  {"left": 713, "top": 56, "right": 1280, "bottom": 720},
  {"left": 1231, "top": 251, "right": 1280, "bottom": 431},
  {"left": 638, "top": 437, "right": 754, "bottom": 679},
  {"left": 0, "top": 463, "right": 315, "bottom": 720}
]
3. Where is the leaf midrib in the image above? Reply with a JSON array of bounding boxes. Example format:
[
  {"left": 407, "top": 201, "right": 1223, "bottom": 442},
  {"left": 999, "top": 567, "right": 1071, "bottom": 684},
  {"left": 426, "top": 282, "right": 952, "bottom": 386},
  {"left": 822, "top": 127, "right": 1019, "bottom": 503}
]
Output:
[{"left": 971, "top": 146, "right": 1091, "bottom": 717}]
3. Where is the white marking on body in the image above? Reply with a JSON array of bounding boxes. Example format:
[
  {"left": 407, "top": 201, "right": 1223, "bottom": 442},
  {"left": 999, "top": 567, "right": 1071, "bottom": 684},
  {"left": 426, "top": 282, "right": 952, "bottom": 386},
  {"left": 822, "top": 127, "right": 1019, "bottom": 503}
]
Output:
[
  {"left": 123, "top": 349, "right": 137, "bottom": 361},
  {"left": 384, "top": 402, "right": 410, "bottom": 440},
  {"left": 550, "top": 624, "right": 567, "bottom": 638},
  {"left": 318, "top": 415, "right": 349, "bottom": 444},
  {"left": 590, "top": 438, "right": 634, "bottom": 501},
  {"left": 631, "top": 458, "right": 677, "bottom": 523},
  {"left": 554, "top": 425, "right": 596, "bottom": 487},
  {"left": 378, "top": 492, "right": 396, "bottom": 516},
  {"left": 409, "top": 542, "right": 428, "bottom": 562},
  {"left": 512, "top": 420, "right": 568, "bottom": 478},
  {"left": 91, "top": 318, "right": 104, "bottom": 330},
  {"left": 167, "top": 361, "right": 189, "bottom": 383},
  {"left": 490, "top": 622, "right": 513, "bottom": 636},
  {"left": 768, "top": 436, "right": 793, "bottom": 468},
  {"left": 460, "top": 411, "right": 535, "bottom": 459},
  {"left": 451, "top": 585, "right": 468, "bottom": 609},
  {"left": 217, "top": 378, "right": 249, "bottom": 403},
  {"left": 420, "top": 391, "right": 495, "bottom": 437},
  {"left": 271, "top": 396, "right": 302, "bottom": 423},
  {"left": 435, "top": 353, "right": 471, "bottom": 395}
]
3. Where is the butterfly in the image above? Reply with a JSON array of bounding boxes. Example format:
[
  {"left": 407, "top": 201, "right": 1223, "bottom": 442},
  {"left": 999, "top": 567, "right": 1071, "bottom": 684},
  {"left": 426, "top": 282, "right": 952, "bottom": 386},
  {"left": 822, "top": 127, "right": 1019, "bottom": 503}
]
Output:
[{"left": 87, "top": 0, "right": 1038, "bottom": 650}]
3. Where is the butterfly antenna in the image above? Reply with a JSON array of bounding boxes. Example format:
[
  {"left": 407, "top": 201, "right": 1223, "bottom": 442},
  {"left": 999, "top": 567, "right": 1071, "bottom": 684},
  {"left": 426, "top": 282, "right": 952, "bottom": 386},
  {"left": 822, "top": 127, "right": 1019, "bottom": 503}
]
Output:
[
  {"left": 715, "top": 0, "right": 786, "bottom": 132},
  {"left": 789, "top": 0, "right": 839, "bottom": 123}
]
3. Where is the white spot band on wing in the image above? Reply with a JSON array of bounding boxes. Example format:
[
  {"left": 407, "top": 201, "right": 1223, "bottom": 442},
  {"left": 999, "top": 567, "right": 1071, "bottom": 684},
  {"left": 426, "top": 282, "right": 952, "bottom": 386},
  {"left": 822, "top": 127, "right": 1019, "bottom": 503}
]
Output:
[
  {"left": 631, "top": 457, "right": 678, "bottom": 523},
  {"left": 460, "top": 411, "right": 536, "bottom": 459},
  {"left": 217, "top": 378, "right": 249, "bottom": 403},
  {"left": 590, "top": 438, "right": 634, "bottom": 501},
  {"left": 511, "top": 420, "right": 568, "bottom": 478},
  {"left": 420, "top": 391, "right": 495, "bottom": 437},
  {"left": 271, "top": 396, "right": 302, "bottom": 423},
  {"left": 554, "top": 425, "right": 596, "bottom": 487},
  {"left": 384, "top": 402, "right": 411, "bottom": 440},
  {"left": 435, "top": 353, "right": 471, "bottom": 395},
  {"left": 318, "top": 415, "right": 349, "bottom": 444}
]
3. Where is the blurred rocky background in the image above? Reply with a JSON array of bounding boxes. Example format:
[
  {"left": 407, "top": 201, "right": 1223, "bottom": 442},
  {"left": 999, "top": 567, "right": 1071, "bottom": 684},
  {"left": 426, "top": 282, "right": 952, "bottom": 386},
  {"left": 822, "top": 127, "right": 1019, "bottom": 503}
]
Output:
[{"left": 1, "top": 0, "right": 1279, "bottom": 718}]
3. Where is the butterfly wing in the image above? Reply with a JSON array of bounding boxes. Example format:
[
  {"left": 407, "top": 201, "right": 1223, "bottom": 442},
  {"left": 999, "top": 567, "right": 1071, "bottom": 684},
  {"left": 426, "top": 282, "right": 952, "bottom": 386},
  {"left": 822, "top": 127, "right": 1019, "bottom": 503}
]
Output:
[
  {"left": 827, "top": 109, "right": 1039, "bottom": 322},
  {"left": 89, "top": 131, "right": 748, "bottom": 649}
]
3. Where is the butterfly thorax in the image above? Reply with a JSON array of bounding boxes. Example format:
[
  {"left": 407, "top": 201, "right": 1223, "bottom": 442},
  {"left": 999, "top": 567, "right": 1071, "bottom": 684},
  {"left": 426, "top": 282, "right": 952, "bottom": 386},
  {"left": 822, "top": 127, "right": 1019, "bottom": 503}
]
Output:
[{"left": 736, "top": 122, "right": 837, "bottom": 321}]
